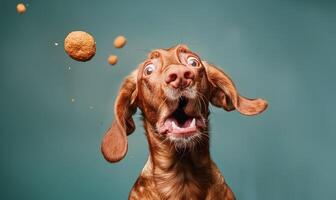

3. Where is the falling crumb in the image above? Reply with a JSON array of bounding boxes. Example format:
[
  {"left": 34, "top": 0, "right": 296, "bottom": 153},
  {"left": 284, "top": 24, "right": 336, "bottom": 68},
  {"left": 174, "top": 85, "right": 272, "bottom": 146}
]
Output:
[
  {"left": 54, "top": 42, "right": 59, "bottom": 46},
  {"left": 108, "top": 55, "right": 118, "bottom": 65},
  {"left": 16, "top": 3, "right": 26, "bottom": 14},
  {"left": 68, "top": 66, "right": 71, "bottom": 70},
  {"left": 114, "top": 35, "right": 127, "bottom": 48},
  {"left": 89, "top": 106, "right": 94, "bottom": 110},
  {"left": 71, "top": 98, "right": 75, "bottom": 102}
]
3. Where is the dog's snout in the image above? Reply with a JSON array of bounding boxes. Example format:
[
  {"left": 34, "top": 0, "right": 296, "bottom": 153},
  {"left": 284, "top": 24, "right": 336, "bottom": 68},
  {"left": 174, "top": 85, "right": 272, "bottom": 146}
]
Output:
[{"left": 165, "top": 65, "right": 194, "bottom": 89}]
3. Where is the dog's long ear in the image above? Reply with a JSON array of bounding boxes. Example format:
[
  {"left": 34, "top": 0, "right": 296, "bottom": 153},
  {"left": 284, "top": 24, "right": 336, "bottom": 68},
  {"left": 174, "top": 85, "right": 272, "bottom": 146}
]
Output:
[
  {"left": 101, "top": 70, "right": 138, "bottom": 163},
  {"left": 203, "top": 61, "right": 267, "bottom": 116}
]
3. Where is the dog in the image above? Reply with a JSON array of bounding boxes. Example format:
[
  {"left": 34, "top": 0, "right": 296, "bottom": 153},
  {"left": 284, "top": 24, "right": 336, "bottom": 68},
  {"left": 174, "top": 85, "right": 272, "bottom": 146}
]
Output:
[{"left": 101, "top": 44, "right": 268, "bottom": 200}]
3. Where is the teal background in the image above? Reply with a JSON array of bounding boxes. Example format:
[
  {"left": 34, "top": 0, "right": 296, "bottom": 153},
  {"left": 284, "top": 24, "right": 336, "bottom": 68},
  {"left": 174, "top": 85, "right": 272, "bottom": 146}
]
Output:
[{"left": 1, "top": 0, "right": 335, "bottom": 199}]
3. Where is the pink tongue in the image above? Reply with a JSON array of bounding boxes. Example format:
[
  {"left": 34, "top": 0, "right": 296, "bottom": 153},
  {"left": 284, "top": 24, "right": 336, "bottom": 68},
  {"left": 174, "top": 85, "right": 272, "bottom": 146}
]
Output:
[
  {"left": 164, "top": 118, "right": 175, "bottom": 131},
  {"left": 163, "top": 118, "right": 196, "bottom": 136},
  {"left": 164, "top": 118, "right": 191, "bottom": 129},
  {"left": 182, "top": 118, "right": 192, "bottom": 128}
]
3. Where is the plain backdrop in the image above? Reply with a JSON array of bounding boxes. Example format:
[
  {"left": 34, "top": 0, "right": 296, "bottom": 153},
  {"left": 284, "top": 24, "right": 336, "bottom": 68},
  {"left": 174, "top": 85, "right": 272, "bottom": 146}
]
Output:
[{"left": 1, "top": 0, "right": 335, "bottom": 199}]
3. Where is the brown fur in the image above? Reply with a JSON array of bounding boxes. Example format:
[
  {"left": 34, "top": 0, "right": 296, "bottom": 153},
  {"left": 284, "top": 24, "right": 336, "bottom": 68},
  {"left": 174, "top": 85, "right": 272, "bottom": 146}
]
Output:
[{"left": 101, "top": 45, "right": 268, "bottom": 199}]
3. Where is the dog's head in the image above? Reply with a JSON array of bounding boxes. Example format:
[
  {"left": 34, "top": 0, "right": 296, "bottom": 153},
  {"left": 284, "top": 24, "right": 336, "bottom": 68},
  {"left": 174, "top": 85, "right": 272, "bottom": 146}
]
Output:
[{"left": 101, "top": 44, "right": 268, "bottom": 162}]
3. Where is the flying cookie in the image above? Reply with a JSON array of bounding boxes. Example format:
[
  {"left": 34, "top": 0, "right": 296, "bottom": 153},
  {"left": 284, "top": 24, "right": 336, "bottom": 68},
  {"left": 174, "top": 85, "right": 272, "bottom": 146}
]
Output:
[{"left": 64, "top": 31, "right": 96, "bottom": 62}]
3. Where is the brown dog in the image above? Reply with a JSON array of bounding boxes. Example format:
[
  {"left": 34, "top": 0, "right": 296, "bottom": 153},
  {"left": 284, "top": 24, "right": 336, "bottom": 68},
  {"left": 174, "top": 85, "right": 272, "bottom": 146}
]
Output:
[{"left": 101, "top": 44, "right": 267, "bottom": 200}]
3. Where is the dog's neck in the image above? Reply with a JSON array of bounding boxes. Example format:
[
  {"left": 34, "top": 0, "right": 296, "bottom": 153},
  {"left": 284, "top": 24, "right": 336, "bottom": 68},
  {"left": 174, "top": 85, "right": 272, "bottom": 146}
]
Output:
[{"left": 144, "top": 122, "right": 213, "bottom": 200}]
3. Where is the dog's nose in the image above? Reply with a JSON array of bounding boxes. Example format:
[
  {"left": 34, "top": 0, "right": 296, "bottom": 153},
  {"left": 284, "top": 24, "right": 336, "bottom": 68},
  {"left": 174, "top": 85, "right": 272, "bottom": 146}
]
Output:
[{"left": 165, "top": 65, "right": 194, "bottom": 89}]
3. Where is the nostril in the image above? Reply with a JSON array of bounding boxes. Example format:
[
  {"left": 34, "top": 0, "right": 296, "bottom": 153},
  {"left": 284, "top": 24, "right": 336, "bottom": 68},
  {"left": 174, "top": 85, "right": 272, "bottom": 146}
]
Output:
[
  {"left": 166, "top": 73, "right": 178, "bottom": 84},
  {"left": 184, "top": 71, "right": 194, "bottom": 80}
]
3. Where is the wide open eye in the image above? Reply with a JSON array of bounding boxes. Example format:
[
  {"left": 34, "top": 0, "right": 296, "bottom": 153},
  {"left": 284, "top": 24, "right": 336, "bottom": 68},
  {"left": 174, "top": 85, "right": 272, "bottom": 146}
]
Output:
[
  {"left": 144, "top": 63, "right": 156, "bottom": 76},
  {"left": 187, "top": 56, "right": 200, "bottom": 67}
]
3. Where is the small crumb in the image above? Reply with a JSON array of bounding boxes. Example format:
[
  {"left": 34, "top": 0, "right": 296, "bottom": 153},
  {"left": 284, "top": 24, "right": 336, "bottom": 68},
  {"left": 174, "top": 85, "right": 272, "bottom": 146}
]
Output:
[
  {"left": 71, "top": 98, "right": 75, "bottom": 102},
  {"left": 89, "top": 106, "right": 94, "bottom": 110},
  {"left": 54, "top": 42, "right": 59, "bottom": 46},
  {"left": 68, "top": 66, "right": 71, "bottom": 70},
  {"left": 114, "top": 35, "right": 127, "bottom": 48},
  {"left": 108, "top": 55, "right": 118, "bottom": 65},
  {"left": 17, "top": 3, "right": 26, "bottom": 14}
]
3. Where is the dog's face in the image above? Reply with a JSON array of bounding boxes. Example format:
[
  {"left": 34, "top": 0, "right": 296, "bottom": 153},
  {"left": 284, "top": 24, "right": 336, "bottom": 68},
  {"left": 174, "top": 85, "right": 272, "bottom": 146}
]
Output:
[
  {"left": 101, "top": 44, "right": 268, "bottom": 163},
  {"left": 136, "top": 45, "right": 210, "bottom": 147}
]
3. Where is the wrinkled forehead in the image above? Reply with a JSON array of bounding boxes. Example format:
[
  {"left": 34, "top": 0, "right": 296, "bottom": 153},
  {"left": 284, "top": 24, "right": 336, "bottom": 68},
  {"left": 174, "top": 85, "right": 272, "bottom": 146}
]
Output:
[
  {"left": 136, "top": 44, "right": 192, "bottom": 81},
  {"left": 147, "top": 44, "right": 191, "bottom": 66}
]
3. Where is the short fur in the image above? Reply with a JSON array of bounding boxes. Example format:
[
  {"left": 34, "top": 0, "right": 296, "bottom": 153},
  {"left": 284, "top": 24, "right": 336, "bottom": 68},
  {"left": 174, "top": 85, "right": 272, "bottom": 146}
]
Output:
[{"left": 101, "top": 45, "right": 268, "bottom": 200}]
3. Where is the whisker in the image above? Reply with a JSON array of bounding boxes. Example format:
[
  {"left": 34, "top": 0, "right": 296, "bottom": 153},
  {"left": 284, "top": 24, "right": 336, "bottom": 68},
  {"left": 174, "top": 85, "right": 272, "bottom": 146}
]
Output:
[
  {"left": 158, "top": 96, "right": 168, "bottom": 112},
  {"left": 158, "top": 136, "right": 170, "bottom": 146},
  {"left": 200, "top": 133, "right": 209, "bottom": 139},
  {"left": 196, "top": 91, "right": 210, "bottom": 112}
]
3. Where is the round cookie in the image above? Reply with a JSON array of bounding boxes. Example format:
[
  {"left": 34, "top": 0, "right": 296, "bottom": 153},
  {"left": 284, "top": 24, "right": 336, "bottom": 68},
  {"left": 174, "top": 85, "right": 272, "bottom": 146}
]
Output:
[
  {"left": 114, "top": 35, "right": 127, "bottom": 48},
  {"left": 17, "top": 3, "right": 26, "bottom": 14},
  {"left": 64, "top": 31, "right": 96, "bottom": 62},
  {"left": 108, "top": 55, "right": 118, "bottom": 65}
]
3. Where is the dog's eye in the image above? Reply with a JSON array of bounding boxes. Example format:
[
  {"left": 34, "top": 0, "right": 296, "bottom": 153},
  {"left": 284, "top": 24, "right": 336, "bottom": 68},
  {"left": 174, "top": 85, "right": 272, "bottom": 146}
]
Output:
[
  {"left": 144, "top": 63, "right": 156, "bottom": 76},
  {"left": 187, "top": 56, "right": 199, "bottom": 67}
]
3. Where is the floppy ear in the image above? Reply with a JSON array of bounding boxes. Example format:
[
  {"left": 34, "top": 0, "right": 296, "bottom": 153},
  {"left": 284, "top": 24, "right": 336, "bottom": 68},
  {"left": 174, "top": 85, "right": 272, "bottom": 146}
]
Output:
[
  {"left": 203, "top": 61, "right": 268, "bottom": 116},
  {"left": 101, "top": 70, "right": 138, "bottom": 163}
]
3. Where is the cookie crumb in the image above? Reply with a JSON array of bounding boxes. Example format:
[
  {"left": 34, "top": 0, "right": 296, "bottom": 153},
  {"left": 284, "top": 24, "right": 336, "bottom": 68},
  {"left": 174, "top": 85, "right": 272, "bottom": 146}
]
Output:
[
  {"left": 17, "top": 3, "right": 26, "bottom": 14},
  {"left": 114, "top": 35, "right": 127, "bottom": 48},
  {"left": 108, "top": 55, "right": 118, "bottom": 65}
]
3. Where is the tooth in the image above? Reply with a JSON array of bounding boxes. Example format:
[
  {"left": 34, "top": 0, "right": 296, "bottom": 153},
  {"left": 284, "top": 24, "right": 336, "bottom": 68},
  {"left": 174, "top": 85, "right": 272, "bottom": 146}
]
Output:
[
  {"left": 172, "top": 121, "right": 178, "bottom": 130},
  {"left": 190, "top": 118, "right": 196, "bottom": 127}
]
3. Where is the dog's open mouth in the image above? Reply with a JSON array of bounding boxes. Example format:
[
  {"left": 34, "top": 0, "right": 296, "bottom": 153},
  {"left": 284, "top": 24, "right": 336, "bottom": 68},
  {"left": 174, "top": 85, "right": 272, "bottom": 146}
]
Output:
[{"left": 159, "top": 97, "right": 205, "bottom": 137}]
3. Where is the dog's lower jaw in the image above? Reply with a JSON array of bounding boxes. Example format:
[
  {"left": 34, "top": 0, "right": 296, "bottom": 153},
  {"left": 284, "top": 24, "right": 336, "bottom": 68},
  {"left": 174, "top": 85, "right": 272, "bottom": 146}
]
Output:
[{"left": 129, "top": 123, "right": 236, "bottom": 200}]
